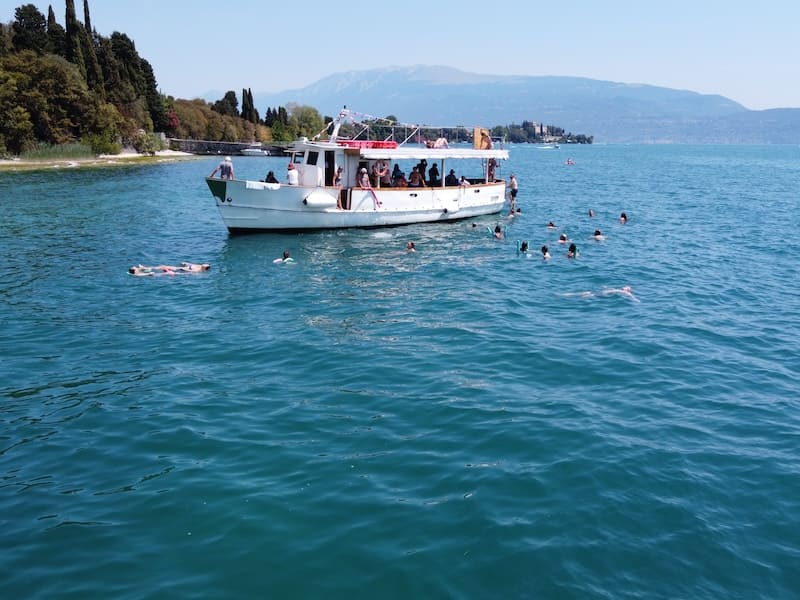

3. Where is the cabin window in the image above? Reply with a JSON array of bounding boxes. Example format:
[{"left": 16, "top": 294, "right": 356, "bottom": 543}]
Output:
[{"left": 306, "top": 151, "right": 319, "bottom": 166}]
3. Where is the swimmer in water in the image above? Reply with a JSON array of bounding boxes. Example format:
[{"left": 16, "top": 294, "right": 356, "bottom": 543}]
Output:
[
  {"left": 273, "top": 250, "right": 294, "bottom": 264},
  {"left": 129, "top": 263, "right": 210, "bottom": 276},
  {"left": 619, "top": 212, "right": 628, "bottom": 224},
  {"left": 562, "top": 286, "right": 638, "bottom": 302},
  {"left": 567, "top": 243, "right": 578, "bottom": 258},
  {"left": 406, "top": 241, "right": 416, "bottom": 252},
  {"left": 547, "top": 221, "right": 557, "bottom": 229},
  {"left": 519, "top": 240, "right": 529, "bottom": 252},
  {"left": 601, "top": 286, "right": 640, "bottom": 302},
  {"left": 559, "top": 233, "right": 568, "bottom": 244},
  {"left": 494, "top": 225, "right": 504, "bottom": 240},
  {"left": 541, "top": 245, "right": 551, "bottom": 260},
  {"left": 593, "top": 229, "right": 606, "bottom": 240},
  {"left": 588, "top": 209, "right": 595, "bottom": 217}
]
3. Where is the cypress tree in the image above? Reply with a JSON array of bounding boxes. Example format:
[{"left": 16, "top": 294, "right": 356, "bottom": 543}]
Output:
[
  {"left": 64, "top": 0, "right": 86, "bottom": 79},
  {"left": 83, "top": 0, "right": 92, "bottom": 34},
  {"left": 47, "top": 5, "right": 66, "bottom": 57}
]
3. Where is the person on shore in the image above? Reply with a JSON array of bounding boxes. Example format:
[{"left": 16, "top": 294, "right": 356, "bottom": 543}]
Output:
[
  {"left": 264, "top": 170, "right": 279, "bottom": 183},
  {"left": 210, "top": 156, "right": 234, "bottom": 179},
  {"left": 541, "top": 245, "right": 551, "bottom": 260},
  {"left": 287, "top": 163, "right": 299, "bottom": 185}
]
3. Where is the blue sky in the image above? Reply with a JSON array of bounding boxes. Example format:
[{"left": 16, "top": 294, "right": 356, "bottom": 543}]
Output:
[{"left": 3, "top": 0, "right": 799, "bottom": 109}]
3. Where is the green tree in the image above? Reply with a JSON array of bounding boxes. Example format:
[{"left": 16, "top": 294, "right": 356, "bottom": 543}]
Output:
[
  {"left": 287, "top": 104, "right": 325, "bottom": 139},
  {"left": 212, "top": 90, "right": 239, "bottom": 117},
  {"left": 47, "top": 6, "right": 66, "bottom": 56},
  {"left": 12, "top": 4, "right": 48, "bottom": 53},
  {"left": 64, "top": 0, "right": 86, "bottom": 79}
]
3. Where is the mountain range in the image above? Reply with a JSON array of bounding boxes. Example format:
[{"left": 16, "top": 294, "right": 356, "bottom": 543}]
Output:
[{"left": 214, "top": 65, "right": 799, "bottom": 144}]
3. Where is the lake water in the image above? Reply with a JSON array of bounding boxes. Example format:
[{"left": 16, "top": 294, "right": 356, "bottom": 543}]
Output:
[{"left": 1, "top": 144, "right": 799, "bottom": 599}]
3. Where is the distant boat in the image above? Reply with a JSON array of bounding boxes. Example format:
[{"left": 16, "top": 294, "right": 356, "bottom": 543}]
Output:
[
  {"left": 536, "top": 144, "right": 560, "bottom": 149},
  {"left": 205, "top": 108, "right": 509, "bottom": 233},
  {"left": 240, "top": 144, "right": 270, "bottom": 156}
]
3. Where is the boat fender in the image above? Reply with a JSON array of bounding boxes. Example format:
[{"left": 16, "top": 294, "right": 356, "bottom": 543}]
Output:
[{"left": 442, "top": 208, "right": 448, "bottom": 214}]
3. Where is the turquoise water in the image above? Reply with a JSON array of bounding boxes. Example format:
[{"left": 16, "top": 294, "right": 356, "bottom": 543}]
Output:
[{"left": 2, "top": 145, "right": 799, "bottom": 599}]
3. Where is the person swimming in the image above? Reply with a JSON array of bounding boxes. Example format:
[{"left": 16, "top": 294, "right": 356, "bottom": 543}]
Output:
[
  {"left": 601, "top": 286, "right": 639, "bottom": 302},
  {"left": 406, "top": 241, "right": 416, "bottom": 252},
  {"left": 541, "top": 245, "right": 551, "bottom": 260},
  {"left": 619, "top": 212, "right": 628, "bottom": 224},
  {"left": 567, "top": 243, "right": 578, "bottom": 258},
  {"left": 593, "top": 229, "right": 606, "bottom": 240},
  {"left": 494, "top": 225, "right": 504, "bottom": 240},
  {"left": 559, "top": 233, "right": 568, "bottom": 244},
  {"left": 273, "top": 250, "right": 294, "bottom": 264},
  {"left": 588, "top": 209, "right": 595, "bottom": 217},
  {"left": 129, "top": 263, "right": 210, "bottom": 276},
  {"left": 547, "top": 221, "right": 557, "bottom": 229},
  {"left": 519, "top": 240, "right": 529, "bottom": 252}
]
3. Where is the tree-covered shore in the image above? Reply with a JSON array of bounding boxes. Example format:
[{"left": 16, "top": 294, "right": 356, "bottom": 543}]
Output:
[{"left": 1, "top": 2, "right": 590, "bottom": 162}]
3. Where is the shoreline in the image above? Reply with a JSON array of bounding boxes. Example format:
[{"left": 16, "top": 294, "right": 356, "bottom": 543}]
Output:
[{"left": 0, "top": 149, "right": 202, "bottom": 173}]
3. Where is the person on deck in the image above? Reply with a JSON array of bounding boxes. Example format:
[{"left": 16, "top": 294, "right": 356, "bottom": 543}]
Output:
[
  {"left": 287, "top": 163, "right": 299, "bottom": 185},
  {"left": 445, "top": 169, "right": 458, "bottom": 186},
  {"left": 428, "top": 163, "right": 440, "bottom": 186},
  {"left": 210, "top": 156, "right": 234, "bottom": 180}
]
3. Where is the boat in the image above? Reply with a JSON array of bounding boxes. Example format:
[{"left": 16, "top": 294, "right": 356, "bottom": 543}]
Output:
[
  {"left": 205, "top": 108, "right": 509, "bottom": 233},
  {"left": 240, "top": 144, "right": 270, "bottom": 156}
]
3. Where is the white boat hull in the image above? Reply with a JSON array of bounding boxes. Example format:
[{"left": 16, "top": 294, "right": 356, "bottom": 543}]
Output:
[{"left": 206, "top": 178, "right": 506, "bottom": 232}]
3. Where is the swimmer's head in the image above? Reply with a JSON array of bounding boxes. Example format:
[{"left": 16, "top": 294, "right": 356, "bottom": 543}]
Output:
[
  {"left": 128, "top": 267, "right": 135, "bottom": 274},
  {"left": 560, "top": 233, "right": 567, "bottom": 241},
  {"left": 541, "top": 245, "right": 548, "bottom": 254},
  {"left": 283, "top": 250, "right": 290, "bottom": 259},
  {"left": 520, "top": 241, "right": 528, "bottom": 252},
  {"left": 594, "top": 229, "right": 602, "bottom": 236}
]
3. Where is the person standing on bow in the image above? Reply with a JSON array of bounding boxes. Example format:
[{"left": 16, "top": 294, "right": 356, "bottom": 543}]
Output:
[{"left": 210, "top": 156, "right": 234, "bottom": 180}]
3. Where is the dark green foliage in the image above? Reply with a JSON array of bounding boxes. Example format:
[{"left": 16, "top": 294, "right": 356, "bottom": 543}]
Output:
[
  {"left": 240, "top": 87, "right": 259, "bottom": 124},
  {"left": 47, "top": 6, "right": 66, "bottom": 56},
  {"left": 212, "top": 90, "right": 239, "bottom": 117},
  {"left": 64, "top": 0, "right": 86, "bottom": 79},
  {"left": 0, "top": 24, "right": 7, "bottom": 57},
  {"left": 12, "top": 4, "right": 48, "bottom": 53}
]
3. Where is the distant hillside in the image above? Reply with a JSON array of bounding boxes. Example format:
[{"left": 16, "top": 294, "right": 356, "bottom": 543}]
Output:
[{"left": 245, "top": 65, "right": 800, "bottom": 144}]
